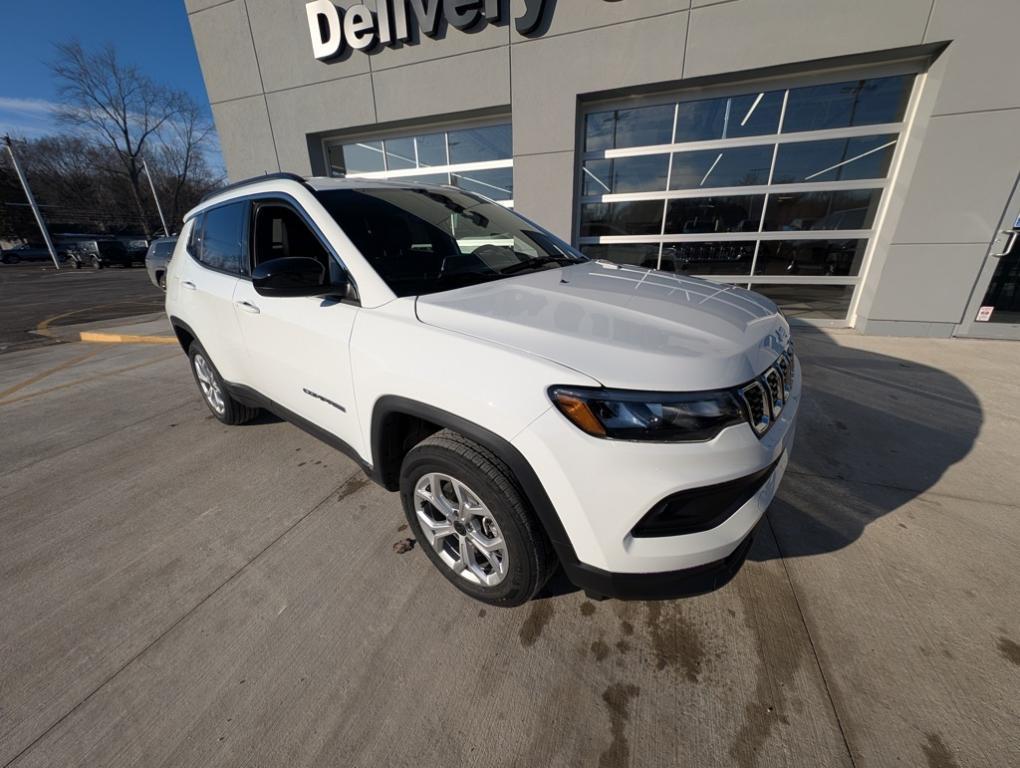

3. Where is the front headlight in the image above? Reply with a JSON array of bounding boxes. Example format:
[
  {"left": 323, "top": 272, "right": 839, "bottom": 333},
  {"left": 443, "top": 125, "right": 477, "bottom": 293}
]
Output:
[{"left": 548, "top": 386, "right": 746, "bottom": 442}]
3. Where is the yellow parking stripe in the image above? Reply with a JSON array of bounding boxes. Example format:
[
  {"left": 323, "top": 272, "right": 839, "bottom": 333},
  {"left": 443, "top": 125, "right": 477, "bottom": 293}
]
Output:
[{"left": 79, "top": 331, "right": 177, "bottom": 345}]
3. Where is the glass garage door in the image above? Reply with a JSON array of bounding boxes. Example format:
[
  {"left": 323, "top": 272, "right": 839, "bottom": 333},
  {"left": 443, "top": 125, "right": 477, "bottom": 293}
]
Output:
[
  {"left": 324, "top": 122, "right": 514, "bottom": 206},
  {"left": 578, "top": 75, "right": 916, "bottom": 322}
]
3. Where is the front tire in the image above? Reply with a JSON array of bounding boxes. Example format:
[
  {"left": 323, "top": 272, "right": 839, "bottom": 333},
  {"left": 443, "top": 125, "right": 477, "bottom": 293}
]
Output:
[
  {"left": 91, "top": 255, "right": 102, "bottom": 270},
  {"left": 188, "top": 342, "right": 259, "bottom": 425},
  {"left": 399, "top": 430, "right": 556, "bottom": 607}
]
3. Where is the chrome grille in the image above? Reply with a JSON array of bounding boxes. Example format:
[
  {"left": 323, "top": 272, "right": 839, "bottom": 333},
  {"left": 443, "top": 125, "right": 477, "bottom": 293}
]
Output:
[
  {"left": 740, "top": 380, "right": 771, "bottom": 435},
  {"left": 777, "top": 353, "right": 793, "bottom": 400},
  {"left": 736, "top": 342, "right": 795, "bottom": 439},
  {"left": 764, "top": 367, "right": 784, "bottom": 417}
]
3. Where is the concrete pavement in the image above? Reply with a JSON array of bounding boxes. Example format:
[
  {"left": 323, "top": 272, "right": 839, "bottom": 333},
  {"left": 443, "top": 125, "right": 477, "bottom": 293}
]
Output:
[{"left": 0, "top": 328, "right": 1017, "bottom": 767}]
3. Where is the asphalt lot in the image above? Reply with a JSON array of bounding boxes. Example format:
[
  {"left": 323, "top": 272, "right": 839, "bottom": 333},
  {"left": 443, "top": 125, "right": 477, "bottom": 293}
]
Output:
[
  {"left": 0, "top": 328, "right": 1018, "bottom": 767},
  {"left": 0, "top": 263, "right": 164, "bottom": 353}
]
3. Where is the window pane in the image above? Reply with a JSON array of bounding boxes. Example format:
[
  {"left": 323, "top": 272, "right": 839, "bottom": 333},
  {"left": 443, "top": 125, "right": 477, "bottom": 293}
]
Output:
[
  {"left": 773, "top": 135, "right": 897, "bottom": 183},
  {"left": 748, "top": 283, "right": 854, "bottom": 320},
  {"left": 580, "top": 244, "right": 661, "bottom": 268},
  {"left": 670, "top": 146, "right": 774, "bottom": 189},
  {"left": 584, "top": 104, "right": 675, "bottom": 152},
  {"left": 415, "top": 132, "right": 447, "bottom": 167},
  {"left": 754, "top": 239, "right": 867, "bottom": 276},
  {"left": 447, "top": 124, "right": 512, "bottom": 164},
  {"left": 763, "top": 189, "right": 882, "bottom": 231},
  {"left": 326, "top": 143, "right": 345, "bottom": 177},
  {"left": 582, "top": 154, "right": 670, "bottom": 195},
  {"left": 451, "top": 167, "right": 513, "bottom": 200},
  {"left": 665, "top": 195, "right": 765, "bottom": 234},
  {"left": 341, "top": 141, "right": 385, "bottom": 173},
  {"left": 383, "top": 137, "right": 418, "bottom": 170},
  {"left": 199, "top": 203, "right": 246, "bottom": 274},
  {"left": 580, "top": 201, "right": 664, "bottom": 237},
  {"left": 661, "top": 241, "right": 756, "bottom": 275},
  {"left": 675, "top": 90, "right": 783, "bottom": 143},
  {"left": 783, "top": 75, "right": 912, "bottom": 133}
]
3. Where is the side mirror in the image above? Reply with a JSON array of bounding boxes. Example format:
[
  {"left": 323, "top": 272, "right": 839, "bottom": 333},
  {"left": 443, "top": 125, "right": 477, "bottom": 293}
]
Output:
[{"left": 252, "top": 257, "right": 330, "bottom": 298}]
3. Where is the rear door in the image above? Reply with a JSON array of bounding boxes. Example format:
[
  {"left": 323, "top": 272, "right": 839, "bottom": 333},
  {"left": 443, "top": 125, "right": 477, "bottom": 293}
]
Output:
[
  {"left": 174, "top": 201, "right": 250, "bottom": 383},
  {"left": 232, "top": 198, "right": 364, "bottom": 456}
]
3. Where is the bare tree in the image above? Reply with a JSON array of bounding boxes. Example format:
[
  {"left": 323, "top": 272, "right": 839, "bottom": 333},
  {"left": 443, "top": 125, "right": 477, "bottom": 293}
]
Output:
[
  {"left": 152, "top": 93, "right": 223, "bottom": 227},
  {"left": 50, "top": 41, "right": 180, "bottom": 236}
]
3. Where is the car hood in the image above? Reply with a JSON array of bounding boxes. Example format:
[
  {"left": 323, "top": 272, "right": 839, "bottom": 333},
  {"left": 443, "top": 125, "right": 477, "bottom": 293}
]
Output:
[{"left": 415, "top": 261, "right": 791, "bottom": 391}]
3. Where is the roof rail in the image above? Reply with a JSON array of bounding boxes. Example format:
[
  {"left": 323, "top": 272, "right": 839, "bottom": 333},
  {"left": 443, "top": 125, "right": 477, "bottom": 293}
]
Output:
[{"left": 199, "top": 172, "right": 311, "bottom": 204}]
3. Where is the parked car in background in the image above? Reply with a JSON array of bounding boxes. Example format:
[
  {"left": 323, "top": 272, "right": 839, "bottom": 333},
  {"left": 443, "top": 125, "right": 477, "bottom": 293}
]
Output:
[
  {"left": 120, "top": 236, "right": 150, "bottom": 261},
  {"left": 1, "top": 243, "right": 57, "bottom": 264},
  {"left": 145, "top": 237, "right": 177, "bottom": 289},
  {"left": 89, "top": 239, "right": 132, "bottom": 269}
]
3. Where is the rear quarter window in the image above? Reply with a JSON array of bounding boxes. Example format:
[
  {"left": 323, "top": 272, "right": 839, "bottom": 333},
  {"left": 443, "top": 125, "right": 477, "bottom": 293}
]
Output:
[{"left": 189, "top": 202, "right": 249, "bottom": 276}]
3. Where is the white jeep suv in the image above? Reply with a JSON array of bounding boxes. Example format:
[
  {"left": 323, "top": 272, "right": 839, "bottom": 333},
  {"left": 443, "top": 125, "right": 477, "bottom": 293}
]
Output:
[{"left": 165, "top": 173, "right": 800, "bottom": 607}]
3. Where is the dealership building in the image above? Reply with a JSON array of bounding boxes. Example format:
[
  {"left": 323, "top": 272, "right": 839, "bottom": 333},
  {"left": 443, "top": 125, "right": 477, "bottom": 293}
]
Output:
[{"left": 186, "top": 0, "right": 1020, "bottom": 339}]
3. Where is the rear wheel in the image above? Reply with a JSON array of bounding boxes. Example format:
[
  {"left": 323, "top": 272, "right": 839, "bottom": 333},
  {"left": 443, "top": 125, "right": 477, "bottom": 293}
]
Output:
[
  {"left": 188, "top": 342, "right": 259, "bottom": 425},
  {"left": 399, "top": 430, "right": 556, "bottom": 607},
  {"left": 157, "top": 271, "right": 167, "bottom": 290}
]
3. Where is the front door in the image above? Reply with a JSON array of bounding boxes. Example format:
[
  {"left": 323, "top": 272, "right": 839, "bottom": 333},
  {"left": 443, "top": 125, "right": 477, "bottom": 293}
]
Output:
[
  {"left": 957, "top": 178, "right": 1020, "bottom": 339},
  {"left": 233, "top": 199, "right": 365, "bottom": 460}
]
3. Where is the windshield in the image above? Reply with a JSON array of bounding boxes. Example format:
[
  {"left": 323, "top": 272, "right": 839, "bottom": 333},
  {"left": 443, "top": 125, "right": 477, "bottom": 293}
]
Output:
[{"left": 314, "top": 187, "right": 587, "bottom": 297}]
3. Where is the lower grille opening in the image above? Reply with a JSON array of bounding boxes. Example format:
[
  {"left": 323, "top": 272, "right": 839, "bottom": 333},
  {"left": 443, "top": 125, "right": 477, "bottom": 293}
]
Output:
[{"left": 631, "top": 457, "right": 781, "bottom": 538}]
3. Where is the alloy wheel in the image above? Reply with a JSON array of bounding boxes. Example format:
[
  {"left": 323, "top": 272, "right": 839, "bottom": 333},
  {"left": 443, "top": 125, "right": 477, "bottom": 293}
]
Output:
[
  {"left": 193, "top": 353, "right": 226, "bottom": 415},
  {"left": 413, "top": 472, "right": 509, "bottom": 587}
]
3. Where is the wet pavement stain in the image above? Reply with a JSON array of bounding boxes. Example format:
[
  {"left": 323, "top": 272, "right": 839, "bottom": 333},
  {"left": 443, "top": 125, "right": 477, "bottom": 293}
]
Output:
[
  {"left": 997, "top": 635, "right": 1020, "bottom": 666},
  {"left": 580, "top": 601, "right": 596, "bottom": 617},
  {"left": 396, "top": 523, "right": 408, "bottom": 532},
  {"left": 598, "top": 683, "right": 640, "bottom": 768},
  {"left": 477, "top": 608, "right": 486, "bottom": 618},
  {"left": 519, "top": 601, "right": 554, "bottom": 647},
  {"left": 615, "top": 639, "right": 631, "bottom": 655},
  {"left": 643, "top": 601, "right": 705, "bottom": 683},
  {"left": 392, "top": 538, "right": 415, "bottom": 554},
  {"left": 590, "top": 638, "right": 610, "bottom": 662},
  {"left": 335, "top": 474, "right": 370, "bottom": 504},
  {"left": 728, "top": 566, "right": 803, "bottom": 768},
  {"left": 921, "top": 732, "right": 961, "bottom": 768},
  {"left": 619, "top": 620, "right": 633, "bottom": 636}
]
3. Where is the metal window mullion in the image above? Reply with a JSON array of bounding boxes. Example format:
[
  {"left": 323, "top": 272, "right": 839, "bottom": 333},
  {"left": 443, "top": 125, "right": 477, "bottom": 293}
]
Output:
[
  {"left": 579, "top": 229, "right": 873, "bottom": 245},
  {"left": 579, "top": 178, "right": 888, "bottom": 204},
  {"left": 585, "top": 122, "right": 904, "bottom": 161},
  {"left": 655, "top": 103, "right": 680, "bottom": 269},
  {"left": 346, "top": 158, "right": 514, "bottom": 180},
  {"left": 750, "top": 90, "right": 788, "bottom": 280}
]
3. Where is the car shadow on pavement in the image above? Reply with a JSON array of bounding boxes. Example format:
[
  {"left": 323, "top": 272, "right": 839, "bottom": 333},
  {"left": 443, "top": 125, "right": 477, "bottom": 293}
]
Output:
[{"left": 752, "top": 329, "right": 982, "bottom": 562}]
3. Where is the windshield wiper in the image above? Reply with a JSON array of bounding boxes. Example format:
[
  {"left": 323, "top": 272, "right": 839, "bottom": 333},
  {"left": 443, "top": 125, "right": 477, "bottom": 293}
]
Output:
[{"left": 499, "top": 255, "right": 574, "bottom": 275}]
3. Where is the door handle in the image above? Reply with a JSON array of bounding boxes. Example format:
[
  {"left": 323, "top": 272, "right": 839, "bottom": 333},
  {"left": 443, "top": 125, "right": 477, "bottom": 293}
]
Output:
[
  {"left": 991, "top": 230, "right": 1018, "bottom": 258},
  {"left": 181, "top": 280, "right": 197, "bottom": 290},
  {"left": 235, "top": 300, "right": 261, "bottom": 314}
]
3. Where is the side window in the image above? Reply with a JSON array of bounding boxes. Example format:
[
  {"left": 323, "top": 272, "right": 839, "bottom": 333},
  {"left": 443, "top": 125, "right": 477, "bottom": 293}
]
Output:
[
  {"left": 195, "top": 202, "right": 248, "bottom": 275},
  {"left": 251, "top": 203, "right": 332, "bottom": 273}
]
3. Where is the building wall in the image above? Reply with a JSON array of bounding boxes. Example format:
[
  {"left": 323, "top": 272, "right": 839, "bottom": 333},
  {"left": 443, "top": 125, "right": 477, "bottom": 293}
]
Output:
[{"left": 186, "top": 0, "right": 1020, "bottom": 337}]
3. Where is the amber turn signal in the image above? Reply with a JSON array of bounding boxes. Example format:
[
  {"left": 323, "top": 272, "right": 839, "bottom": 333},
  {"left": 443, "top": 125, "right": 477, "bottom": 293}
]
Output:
[{"left": 550, "top": 391, "right": 607, "bottom": 437}]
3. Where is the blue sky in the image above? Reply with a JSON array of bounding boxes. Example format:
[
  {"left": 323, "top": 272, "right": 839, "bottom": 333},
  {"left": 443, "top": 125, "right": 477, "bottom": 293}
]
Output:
[{"left": 0, "top": 0, "right": 211, "bottom": 139}]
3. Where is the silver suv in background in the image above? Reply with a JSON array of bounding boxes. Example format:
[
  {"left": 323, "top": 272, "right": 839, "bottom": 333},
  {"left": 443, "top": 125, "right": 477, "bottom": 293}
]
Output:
[{"left": 145, "top": 237, "right": 177, "bottom": 289}]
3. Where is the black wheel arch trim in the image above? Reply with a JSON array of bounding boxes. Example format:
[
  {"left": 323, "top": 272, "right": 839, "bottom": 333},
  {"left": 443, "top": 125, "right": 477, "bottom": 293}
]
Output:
[{"left": 370, "top": 395, "right": 581, "bottom": 568}]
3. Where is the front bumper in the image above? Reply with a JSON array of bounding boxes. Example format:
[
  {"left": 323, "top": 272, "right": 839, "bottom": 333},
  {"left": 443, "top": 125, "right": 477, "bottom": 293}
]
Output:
[{"left": 512, "top": 360, "right": 800, "bottom": 593}]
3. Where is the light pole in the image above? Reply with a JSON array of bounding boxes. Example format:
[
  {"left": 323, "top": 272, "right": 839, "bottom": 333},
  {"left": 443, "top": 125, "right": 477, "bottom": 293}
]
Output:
[
  {"left": 3, "top": 135, "right": 60, "bottom": 269},
  {"left": 142, "top": 156, "right": 169, "bottom": 237}
]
